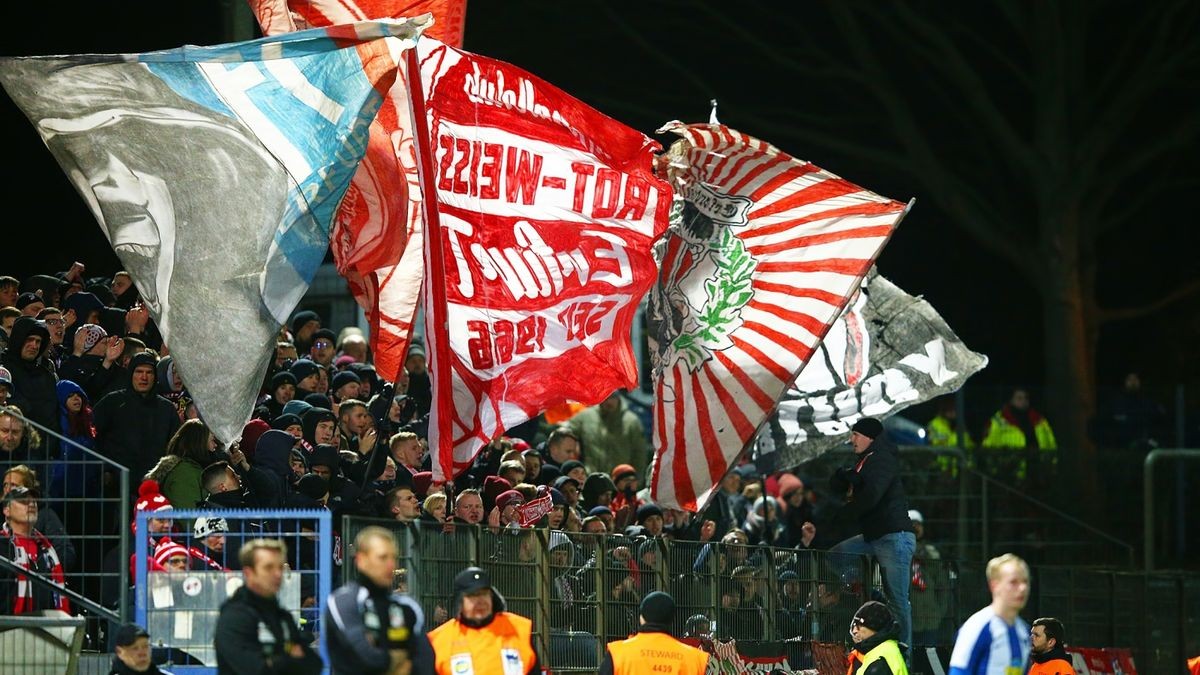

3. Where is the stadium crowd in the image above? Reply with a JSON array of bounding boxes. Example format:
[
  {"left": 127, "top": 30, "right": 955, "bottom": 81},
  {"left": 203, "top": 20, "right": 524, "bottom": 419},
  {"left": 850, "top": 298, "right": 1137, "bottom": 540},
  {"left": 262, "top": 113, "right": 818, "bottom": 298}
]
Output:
[{"left": 0, "top": 266, "right": 1090, "bottom": 675}]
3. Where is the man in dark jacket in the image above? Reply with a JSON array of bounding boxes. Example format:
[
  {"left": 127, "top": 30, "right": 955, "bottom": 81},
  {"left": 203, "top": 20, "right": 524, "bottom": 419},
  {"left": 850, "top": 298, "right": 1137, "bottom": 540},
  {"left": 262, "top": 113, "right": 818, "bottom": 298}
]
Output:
[
  {"left": 829, "top": 418, "right": 916, "bottom": 653},
  {"left": 93, "top": 352, "right": 180, "bottom": 493},
  {"left": 214, "top": 538, "right": 322, "bottom": 675},
  {"left": 325, "top": 526, "right": 433, "bottom": 674},
  {"left": 0, "top": 317, "right": 57, "bottom": 457}
]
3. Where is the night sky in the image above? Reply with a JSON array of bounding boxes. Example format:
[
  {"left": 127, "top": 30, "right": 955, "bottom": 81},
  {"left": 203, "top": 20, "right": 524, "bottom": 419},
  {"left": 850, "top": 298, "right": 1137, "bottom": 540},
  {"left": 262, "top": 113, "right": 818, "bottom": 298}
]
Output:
[{"left": 3, "top": 1, "right": 1197, "bottom": 408}]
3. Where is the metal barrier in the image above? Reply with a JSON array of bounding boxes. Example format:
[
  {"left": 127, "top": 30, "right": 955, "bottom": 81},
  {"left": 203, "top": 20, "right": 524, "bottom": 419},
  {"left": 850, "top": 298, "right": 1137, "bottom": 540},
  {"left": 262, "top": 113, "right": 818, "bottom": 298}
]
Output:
[
  {"left": 1143, "top": 448, "right": 1200, "bottom": 570},
  {"left": 1, "top": 407, "right": 130, "bottom": 652},
  {"left": 133, "top": 508, "right": 333, "bottom": 673},
  {"left": 0, "top": 613, "right": 87, "bottom": 674}
]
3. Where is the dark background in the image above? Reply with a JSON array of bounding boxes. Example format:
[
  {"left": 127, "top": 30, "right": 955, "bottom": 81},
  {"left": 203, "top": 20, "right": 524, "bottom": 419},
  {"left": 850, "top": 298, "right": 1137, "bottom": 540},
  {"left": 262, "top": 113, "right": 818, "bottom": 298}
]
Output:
[{"left": 2, "top": 1, "right": 1198, "bottom": 406}]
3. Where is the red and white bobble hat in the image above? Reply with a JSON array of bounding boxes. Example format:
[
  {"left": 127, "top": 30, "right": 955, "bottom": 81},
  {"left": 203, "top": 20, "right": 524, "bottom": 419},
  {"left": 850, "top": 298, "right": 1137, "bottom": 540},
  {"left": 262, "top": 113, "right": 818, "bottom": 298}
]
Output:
[
  {"left": 135, "top": 480, "right": 174, "bottom": 514},
  {"left": 153, "top": 540, "right": 190, "bottom": 567}
]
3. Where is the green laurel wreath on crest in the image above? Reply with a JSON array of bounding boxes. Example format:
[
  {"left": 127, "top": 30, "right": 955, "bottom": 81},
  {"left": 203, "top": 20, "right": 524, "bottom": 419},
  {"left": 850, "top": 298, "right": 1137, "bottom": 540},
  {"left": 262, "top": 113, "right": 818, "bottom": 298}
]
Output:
[{"left": 671, "top": 224, "right": 757, "bottom": 372}]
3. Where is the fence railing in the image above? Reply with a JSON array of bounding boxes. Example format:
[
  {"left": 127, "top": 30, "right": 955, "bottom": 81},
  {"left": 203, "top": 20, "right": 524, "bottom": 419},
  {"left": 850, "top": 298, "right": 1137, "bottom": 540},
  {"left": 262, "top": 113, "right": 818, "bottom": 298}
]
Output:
[
  {"left": 342, "top": 518, "right": 1197, "bottom": 674},
  {"left": 133, "top": 508, "right": 333, "bottom": 673},
  {"left": 0, "top": 613, "right": 88, "bottom": 674},
  {"left": 2, "top": 406, "right": 130, "bottom": 651}
]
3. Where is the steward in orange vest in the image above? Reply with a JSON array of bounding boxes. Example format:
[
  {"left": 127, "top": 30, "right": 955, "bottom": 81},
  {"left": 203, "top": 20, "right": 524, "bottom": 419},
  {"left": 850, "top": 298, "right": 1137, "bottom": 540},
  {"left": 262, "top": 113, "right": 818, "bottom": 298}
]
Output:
[
  {"left": 1028, "top": 618, "right": 1076, "bottom": 675},
  {"left": 601, "top": 591, "right": 709, "bottom": 675},
  {"left": 428, "top": 566, "right": 539, "bottom": 675}
]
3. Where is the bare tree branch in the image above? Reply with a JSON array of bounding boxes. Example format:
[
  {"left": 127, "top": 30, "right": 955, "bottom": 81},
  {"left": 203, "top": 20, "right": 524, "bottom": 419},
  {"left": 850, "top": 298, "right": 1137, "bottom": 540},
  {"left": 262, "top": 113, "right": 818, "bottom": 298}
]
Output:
[{"left": 1097, "top": 277, "right": 1200, "bottom": 323}]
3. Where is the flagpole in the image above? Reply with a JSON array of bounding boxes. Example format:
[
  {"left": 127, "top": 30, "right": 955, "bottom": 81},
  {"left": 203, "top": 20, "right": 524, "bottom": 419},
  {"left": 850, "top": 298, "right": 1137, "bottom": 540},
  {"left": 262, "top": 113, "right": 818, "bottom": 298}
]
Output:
[{"left": 405, "top": 43, "right": 454, "bottom": 480}]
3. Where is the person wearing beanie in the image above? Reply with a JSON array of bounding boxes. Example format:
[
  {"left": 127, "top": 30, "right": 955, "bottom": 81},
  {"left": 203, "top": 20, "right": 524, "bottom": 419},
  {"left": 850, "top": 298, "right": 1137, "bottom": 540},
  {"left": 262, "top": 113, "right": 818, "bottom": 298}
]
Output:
[
  {"left": 290, "top": 310, "right": 322, "bottom": 356},
  {"left": 847, "top": 600, "right": 908, "bottom": 674},
  {"left": 635, "top": 502, "right": 664, "bottom": 537},
  {"left": 325, "top": 527, "right": 433, "bottom": 674},
  {"left": 559, "top": 459, "right": 587, "bottom": 485},
  {"left": 600, "top": 590, "right": 708, "bottom": 675},
  {"left": 261, "top": 370, "right": 296, "bottom": 420},
  {"left": 289, "top": 358, "right": 322, "bottom": 398},
  {"left": 94, "top": 352, "right": 181, "bottom": 493},
  {"left": 830, "top": 416, "right": 916, "bottom": 650},
  {"left": 610, "top": 464, "right": 643, "bottom": 515},
  {"left": 428, "top": 566, "right": 539, "bottom": 674},
  {"left": 307, "top": 327, "right": 337, "bottom": 367},
  {"left": 271, "top": 413, "right": 304, "bottom": 438},
  {"left": 330, "top": 369, "right": 361, "bottom": 403}
]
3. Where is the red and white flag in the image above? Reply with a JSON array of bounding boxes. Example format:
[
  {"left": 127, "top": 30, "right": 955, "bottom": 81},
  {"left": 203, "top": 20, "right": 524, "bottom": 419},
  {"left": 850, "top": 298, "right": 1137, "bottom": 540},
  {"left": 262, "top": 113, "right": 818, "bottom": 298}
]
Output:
[
  {"left": 249, "top": 0, "right": 468, "bottom": 381},
  {"left": 408, "top": 42, "right": 670, "bottom": 480},
  {"left": 647, "top": 122, "right": 911, "bottom": 511}
]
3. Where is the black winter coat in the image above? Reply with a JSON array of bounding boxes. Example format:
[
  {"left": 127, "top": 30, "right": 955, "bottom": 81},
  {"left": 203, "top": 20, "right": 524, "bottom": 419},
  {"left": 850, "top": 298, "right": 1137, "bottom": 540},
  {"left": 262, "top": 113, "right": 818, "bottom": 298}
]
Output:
[
  {"left": 93, "top": 382, "right": 180, "bottom": 493},
  {"left": 214, "top": 586, "right": 322, "bottom": 675},
  {"left": 830, "top": 437, "right": 912, "bottom": 541}
]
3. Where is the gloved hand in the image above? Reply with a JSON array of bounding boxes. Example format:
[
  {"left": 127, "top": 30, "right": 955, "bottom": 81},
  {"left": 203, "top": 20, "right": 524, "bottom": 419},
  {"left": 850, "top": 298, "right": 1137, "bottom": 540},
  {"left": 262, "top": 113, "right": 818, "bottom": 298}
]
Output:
[{"left": 368, "top": 381, "right": 396, "bottom": 421}]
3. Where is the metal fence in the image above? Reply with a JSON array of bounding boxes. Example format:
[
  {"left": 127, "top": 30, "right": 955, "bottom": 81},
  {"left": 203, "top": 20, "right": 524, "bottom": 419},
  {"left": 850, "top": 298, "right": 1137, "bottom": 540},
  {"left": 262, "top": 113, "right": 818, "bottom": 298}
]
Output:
[
  {"left": 1, "top": 407, "right": 130, "bottom": 656},
  {"left": 0, "top": 613, "right": 87, "bottom": 674},
  {"left": 343, "top": 518, "right": 1198, "bottom": 674},
  {"left": 133, "top": 508, "right": 333, "bottom": 673}
]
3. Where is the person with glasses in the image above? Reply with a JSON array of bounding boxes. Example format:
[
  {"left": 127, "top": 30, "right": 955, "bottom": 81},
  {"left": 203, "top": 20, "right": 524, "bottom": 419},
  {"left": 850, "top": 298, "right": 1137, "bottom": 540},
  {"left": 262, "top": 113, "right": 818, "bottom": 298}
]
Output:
[
  {"left": 34, "top": 307, "right": 67, "bottom": 368},
  {"left": 846, "top": 601, "right": 908, "bottom": 674},
  {"left": 308, "top": 328, "right": 338, "bottom": 368}
]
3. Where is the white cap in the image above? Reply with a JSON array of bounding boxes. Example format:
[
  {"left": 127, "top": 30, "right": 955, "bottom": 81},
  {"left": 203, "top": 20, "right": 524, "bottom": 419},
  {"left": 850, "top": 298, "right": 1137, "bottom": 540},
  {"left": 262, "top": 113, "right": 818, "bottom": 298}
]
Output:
[
  {"left": 908, "top": 509, "right": 924, "bottom": 524},
  {"left": 193, "top": 517, "right": 228, "bottom": 539}
]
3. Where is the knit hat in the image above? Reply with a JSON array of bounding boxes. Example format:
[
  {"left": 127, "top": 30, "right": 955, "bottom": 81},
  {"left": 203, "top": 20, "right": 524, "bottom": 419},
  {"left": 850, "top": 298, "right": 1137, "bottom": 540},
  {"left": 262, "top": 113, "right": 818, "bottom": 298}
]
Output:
[
  {"left": 587, "top": 505, "right": 613, "bottom": 518},
  {"left": 308, "top": 444, "right": 340, "bottom": 472},
  {"left": 481, "top": 475, "right": 512, "bottom": 512},
  {"left": 270, "top": 371, "right": 297, "bottom": 391},
  {"left": 77, "top": 323, "right": 107, "bottom": 353},
  {"left": 282, "top": 400, "right": 313, "bottom": 418},
  {"left": 153, "top": 540, "right": 189, "bottom": 567},
  {"left": 331, "top": 370, "right": 361, "bottom": 392},
  {"left": 853, "top": 600, "right": 894, "bottom": 632},
  {"left": 134, "top": 480, "right": 172, "bottom": 513},
  {"left": 333, "top": 354, "right": 357, "bottom": 369},
  {"left": 0, "top": 366, "right": 12, "bottom": 390},
  {"left": 271, "top": 413, "right": 302, "bottom": 432},
  {"left": 304, "top": 393, "right": 333, "bottom": 410},
  {"left": 290, "top": 310, "right": 320, "bottom": 337},
  {"left": 850, "top": 417, "right": 884, "bottom": 440},
  {"left": 412, "top": 471, "right": 434, "bottom": 498},
  {"left": 290, "top": 358, "right": 321, "bottom": 384},
  {"left": 406, "top": 341, "right": 426, "bottom": 360},
  {"left": 239, "top": 418, "right": 271, "bottom": 461},
  {"left": 639, "top": 591, "right": 675, "bottom": 626},
  {"left": 560, "top": 460, "right": 585, "bottom": 476},
  {"left": 193, "top": 517, "right": 228, "bottom": 539},
  {"left": 611, "top": 464, "right": 637, "bottom": 483},
  {"left": 635, "top": 503, "right": 663, "bottom": 525},
  {"left": 296, "top": 474, "right": 329, "bottom": 501},
  {"left": 777, "top": 473, "right": 804, "bottom": 501},
  {"left": 16, "top": 292, "right": 43, "bottom": 310},
  {"left": 549, "top": 487, "right": 567, "bottom": 506},
  {"left": 908, "top": 509, "right": 924, "bottom": 524},
  {"left": 779, "top": 570, "right": 800, "bottom": 582},
  {"left": 553, "top": 475, "right": 580, "bottom": 492},
  {"left": 311, "top": 328, "right": 337, "bottom": 345},
  {"left": 495, "top": 490, "right": 525, "bottom": 511}
]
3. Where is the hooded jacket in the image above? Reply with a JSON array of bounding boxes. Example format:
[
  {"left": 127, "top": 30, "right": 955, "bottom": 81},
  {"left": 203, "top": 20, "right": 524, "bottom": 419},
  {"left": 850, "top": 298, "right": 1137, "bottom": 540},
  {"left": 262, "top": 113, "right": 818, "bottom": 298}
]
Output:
[
  {"left": 1, "top": 317, "right": 57, "bottom": 444},
  {"left": 831, "top": 436, "right": 912, "bottom": 542},
  {"left": 93, "top": 353, "right": 180, "bottom": 492},
  {"left": 50, "top": 379, "right": 101, "bottom": 499},
  {"left": 581, "top": 472, "right": 617, "bottom": 512}
]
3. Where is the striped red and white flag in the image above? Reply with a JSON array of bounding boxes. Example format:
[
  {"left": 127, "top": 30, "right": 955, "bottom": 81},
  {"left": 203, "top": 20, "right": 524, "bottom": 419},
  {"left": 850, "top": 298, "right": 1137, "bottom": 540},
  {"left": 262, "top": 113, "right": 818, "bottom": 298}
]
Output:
[
  {"left": 648, "top": 122, "right": 911, "bottom": 511},
  {"left": 249, "top": 0, "right": 468, "bottom": 381}
]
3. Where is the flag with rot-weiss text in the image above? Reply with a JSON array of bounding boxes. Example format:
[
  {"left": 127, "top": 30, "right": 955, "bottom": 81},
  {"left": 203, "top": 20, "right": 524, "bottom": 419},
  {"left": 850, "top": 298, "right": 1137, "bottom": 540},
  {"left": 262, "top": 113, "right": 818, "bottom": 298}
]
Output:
[
  {"left": 248, "top": 0, "right": 470, "bottom": 382},
  {"left": 408, "top": 40, "right": 670, "bottom": 480},
  {"left": 0, "top": 20, "right": 426, "bottom": 445},
  {"left": 647, "top": 122, "right": 912, "bottom": 511}
]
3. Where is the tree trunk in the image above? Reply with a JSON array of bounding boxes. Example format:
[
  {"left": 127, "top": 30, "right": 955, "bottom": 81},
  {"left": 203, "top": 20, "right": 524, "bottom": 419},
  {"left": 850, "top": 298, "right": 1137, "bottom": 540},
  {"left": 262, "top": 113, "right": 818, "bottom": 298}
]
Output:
[{"left": 1039, "top": 258, "right": 1100, "bottom": 522}]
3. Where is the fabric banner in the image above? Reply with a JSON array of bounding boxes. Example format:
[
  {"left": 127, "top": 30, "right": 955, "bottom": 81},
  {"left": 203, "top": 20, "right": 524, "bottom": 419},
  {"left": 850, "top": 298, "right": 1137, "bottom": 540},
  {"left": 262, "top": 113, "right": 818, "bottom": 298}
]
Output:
[
  {"left": 0, "top": 20, "right": 426, "bottom": 443},
  {"left": 648, "top": 122, "right": 909, "bottom": 511},
  {"left": 409, "top": 41, "right": 670, "bottom": 479},
  {"left": 250, "top": 0, "right": 467, "bottom": 381},
  {"left": 757, "top": 269, "right": 988, "bottom": 469}
]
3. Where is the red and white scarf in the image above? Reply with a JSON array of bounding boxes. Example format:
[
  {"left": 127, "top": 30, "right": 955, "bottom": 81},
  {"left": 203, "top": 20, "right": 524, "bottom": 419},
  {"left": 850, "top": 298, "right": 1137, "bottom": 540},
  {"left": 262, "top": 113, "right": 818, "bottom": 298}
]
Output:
[{"left": 1, "top": 524, "right": 70, "bottom": 614}]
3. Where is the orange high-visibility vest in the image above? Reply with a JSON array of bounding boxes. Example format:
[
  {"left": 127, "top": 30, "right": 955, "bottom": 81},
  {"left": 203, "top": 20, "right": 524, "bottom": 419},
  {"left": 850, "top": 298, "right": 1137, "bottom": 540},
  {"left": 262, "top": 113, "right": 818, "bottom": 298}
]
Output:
[
  {"left": 428, "top": 612, "right": 536, "bottom": 675},
  {"left": 606, "top": 631, "right": 709, "bottom": 675}
]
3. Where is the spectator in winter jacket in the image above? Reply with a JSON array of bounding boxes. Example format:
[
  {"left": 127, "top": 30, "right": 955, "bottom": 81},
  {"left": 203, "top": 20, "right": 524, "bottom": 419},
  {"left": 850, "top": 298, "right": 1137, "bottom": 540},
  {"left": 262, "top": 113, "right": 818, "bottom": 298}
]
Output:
[
  {"left": 58, "top": 325, "right": 126, "bottom": 406},
  {"left": 830, "top": 417, "right": 916, "bottom": 651},
  {"left": 846, "top": 601, "right": 908, "bottom": 675},
  {"left": 568, "top": 391, "right": 648, "bottom": 476},
  {"left": 93, "top": 352, "right": 180, "bottom": 494},
  {"left": 0, "top": 317, "right": 57, "bottom": 457},
  {"left": 2, "top": 464, "right": 76, "bottom": 571},
  {"left": 0, "top": 486, "right": 71, "bottom": 615},
  {"left": 144, "top": 419, "right": 213, "bottom": 509}
]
